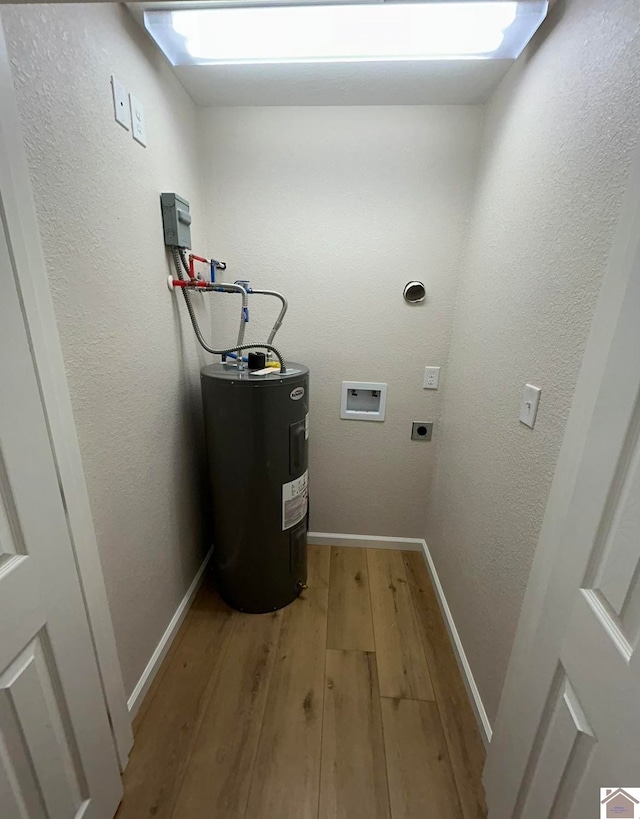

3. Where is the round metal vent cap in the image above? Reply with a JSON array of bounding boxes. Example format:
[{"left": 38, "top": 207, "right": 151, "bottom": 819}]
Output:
[{"left": 403, "top": 281, "right": 426, "bottom": 304}]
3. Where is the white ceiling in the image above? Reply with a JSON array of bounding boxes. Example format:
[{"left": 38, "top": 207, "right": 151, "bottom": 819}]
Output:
[{"left": 173, "top": 59, "right": 513, "bottom": 106}]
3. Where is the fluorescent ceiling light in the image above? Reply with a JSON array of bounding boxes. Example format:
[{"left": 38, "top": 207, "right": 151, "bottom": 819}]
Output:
[{"left": 144, "top": 2, "right": 548, "bottom": 66}]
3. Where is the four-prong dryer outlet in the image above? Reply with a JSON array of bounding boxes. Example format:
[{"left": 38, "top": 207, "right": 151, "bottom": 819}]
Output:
[{"left": 201, "top": 364, "right": 309, "bottom": 613}]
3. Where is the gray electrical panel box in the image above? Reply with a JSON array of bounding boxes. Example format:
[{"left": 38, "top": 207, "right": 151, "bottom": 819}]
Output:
[{"left": 160, "top": 192, "right": 192, "bottom": 248}]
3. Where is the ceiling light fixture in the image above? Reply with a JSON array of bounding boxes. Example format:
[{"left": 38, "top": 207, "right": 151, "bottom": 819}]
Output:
[{"left": 143, "top": 1, "right": 548, "bottom": 66}]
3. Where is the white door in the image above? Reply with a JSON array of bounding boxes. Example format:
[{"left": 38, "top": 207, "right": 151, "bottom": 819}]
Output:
[
  {"left": 0, "top": 198, "right": 123, "bottom": 816},
  {"left": 484, "top": 153, "right": 640, "bottom": 816}
]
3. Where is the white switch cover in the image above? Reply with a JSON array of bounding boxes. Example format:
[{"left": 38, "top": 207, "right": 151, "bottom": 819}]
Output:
[
  {"left": 423, "top": 366, "right": 440, "bottom": 390},
  {"left": 519, "top": 383, "right": 541, "bottom": 429},
  {"left": 111, "top": 75, "right": 130, "bottom": 130},
  {"left": 129, "top": 93, "right": 146, "bottom": 146}
]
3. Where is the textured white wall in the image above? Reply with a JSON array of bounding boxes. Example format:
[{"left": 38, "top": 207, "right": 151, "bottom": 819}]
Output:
[
  {"left": 425, "top": 0, "right": 640, "bottom": 724},
  {"left": 198, "top": 106, "right": 482, "bottom": 536},
  {"left": 3, "top": 4, "right": 214, "bottom": 697}
]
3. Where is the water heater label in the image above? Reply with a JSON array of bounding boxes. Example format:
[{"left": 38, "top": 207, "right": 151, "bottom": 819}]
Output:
[
  {"left": 282, "top": 470, "right": 308, "bottom": 530},
  {"left": 290, "top": 386, "right": 305, "bottom": 401}
]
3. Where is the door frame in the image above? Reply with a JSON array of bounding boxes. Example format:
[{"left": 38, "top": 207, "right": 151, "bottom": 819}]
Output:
[
  {"left": 0, "top": 16, "right": 133, "bottom": 768},
  {"left": 484, "top": 129, "right": 640, "bottom": 808}
]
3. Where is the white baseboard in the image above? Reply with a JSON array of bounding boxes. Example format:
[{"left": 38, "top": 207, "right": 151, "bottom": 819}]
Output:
[
  {"left": 308, "top": 532, "right": 423, "bottom": 551},
  {"left": 127, "top": 546, "right": 213, "bottom": 719},
  {"left": 420, "top": 540, "right": 493, "bottom": 747}
]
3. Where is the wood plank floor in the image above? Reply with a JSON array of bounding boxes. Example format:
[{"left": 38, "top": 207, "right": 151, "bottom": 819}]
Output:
[{"left": 117, "top": 547, "right": 487, "bottom": 819}]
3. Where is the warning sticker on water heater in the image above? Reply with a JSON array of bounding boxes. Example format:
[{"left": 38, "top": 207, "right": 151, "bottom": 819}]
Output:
[{"left": 282, "top": 470, "right": 308, "bottom": 530}]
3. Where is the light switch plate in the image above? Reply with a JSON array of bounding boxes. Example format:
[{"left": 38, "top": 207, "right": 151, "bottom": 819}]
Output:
[
  {"left": 423, "top": 366, "right": 440, "bottom": 389},
  {"left": 129, "top": 93, "right": 146, "bottom": 146},
  {"left": 519, "top": 383, "right": 541, "bottom": 429},
  {"left": 111, "top": 75, "right": 130, "bottom": 130}
]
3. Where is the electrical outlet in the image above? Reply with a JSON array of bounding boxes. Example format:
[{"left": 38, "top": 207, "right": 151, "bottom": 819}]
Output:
[
  {"left": 129, "top": 93, "right": 146, "bottom": 146},
  {"left": 411, "top": 422, "right": 433, "bottom": 441},
  {"left": 111, "top": 75, "right": 130, "bottom": 130},
  {"left": 423, "top": 366, "right": 440, "bottom": 390}
]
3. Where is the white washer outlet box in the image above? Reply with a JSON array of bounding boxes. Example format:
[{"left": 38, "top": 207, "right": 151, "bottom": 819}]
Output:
[{"left": 340, "top": 381, "right": 387, "bottom": 422}]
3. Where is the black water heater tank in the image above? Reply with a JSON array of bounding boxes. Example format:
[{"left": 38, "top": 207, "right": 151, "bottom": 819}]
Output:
[{"left": 201, "top": 362, "right": 309, "bottom": 612}]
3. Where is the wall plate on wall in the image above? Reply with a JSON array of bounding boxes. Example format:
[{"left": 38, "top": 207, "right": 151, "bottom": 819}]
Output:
[
  {"left": 411, "top": 422, "right": 433, "bottom": 441},
  {"left": 111, "top": 75, "right": 130, "bottom": 130},
  {"left": 423, "top": 366, "right": 440, "bottom": 389},
  {"left": 340, "top": 381, "right": 387, "bottom": 422},
  {"left": 129, "top": 93, "right": 146, "bottom": 146},
  {"left": 519, "top": 383, "right": 541, "bottom": 429}
]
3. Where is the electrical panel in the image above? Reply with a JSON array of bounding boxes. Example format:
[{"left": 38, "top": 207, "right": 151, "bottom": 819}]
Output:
[{"left": 160, "top": 192, "right": 191, "bottom": 248}]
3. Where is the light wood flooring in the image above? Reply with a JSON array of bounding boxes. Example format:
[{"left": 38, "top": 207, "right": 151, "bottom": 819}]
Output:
[{"left": 116, "top": 546, "right": 487, "bottom": 819}]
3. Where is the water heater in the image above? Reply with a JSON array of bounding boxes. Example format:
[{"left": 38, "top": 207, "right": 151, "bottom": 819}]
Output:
[{"left": 201, "top": 362, "right": 309, "bottom": 612}]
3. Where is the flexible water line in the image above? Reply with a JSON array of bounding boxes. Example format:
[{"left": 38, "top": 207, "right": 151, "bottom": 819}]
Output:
[
  {"left": 208, "top": 280, "right": 249, "bottom": 364},
  {"left": 172, "top": 249, "right": 286, "bottom": 371},
  {"left": 250, "top": 289, "right": 288, "bottom": 345}
]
